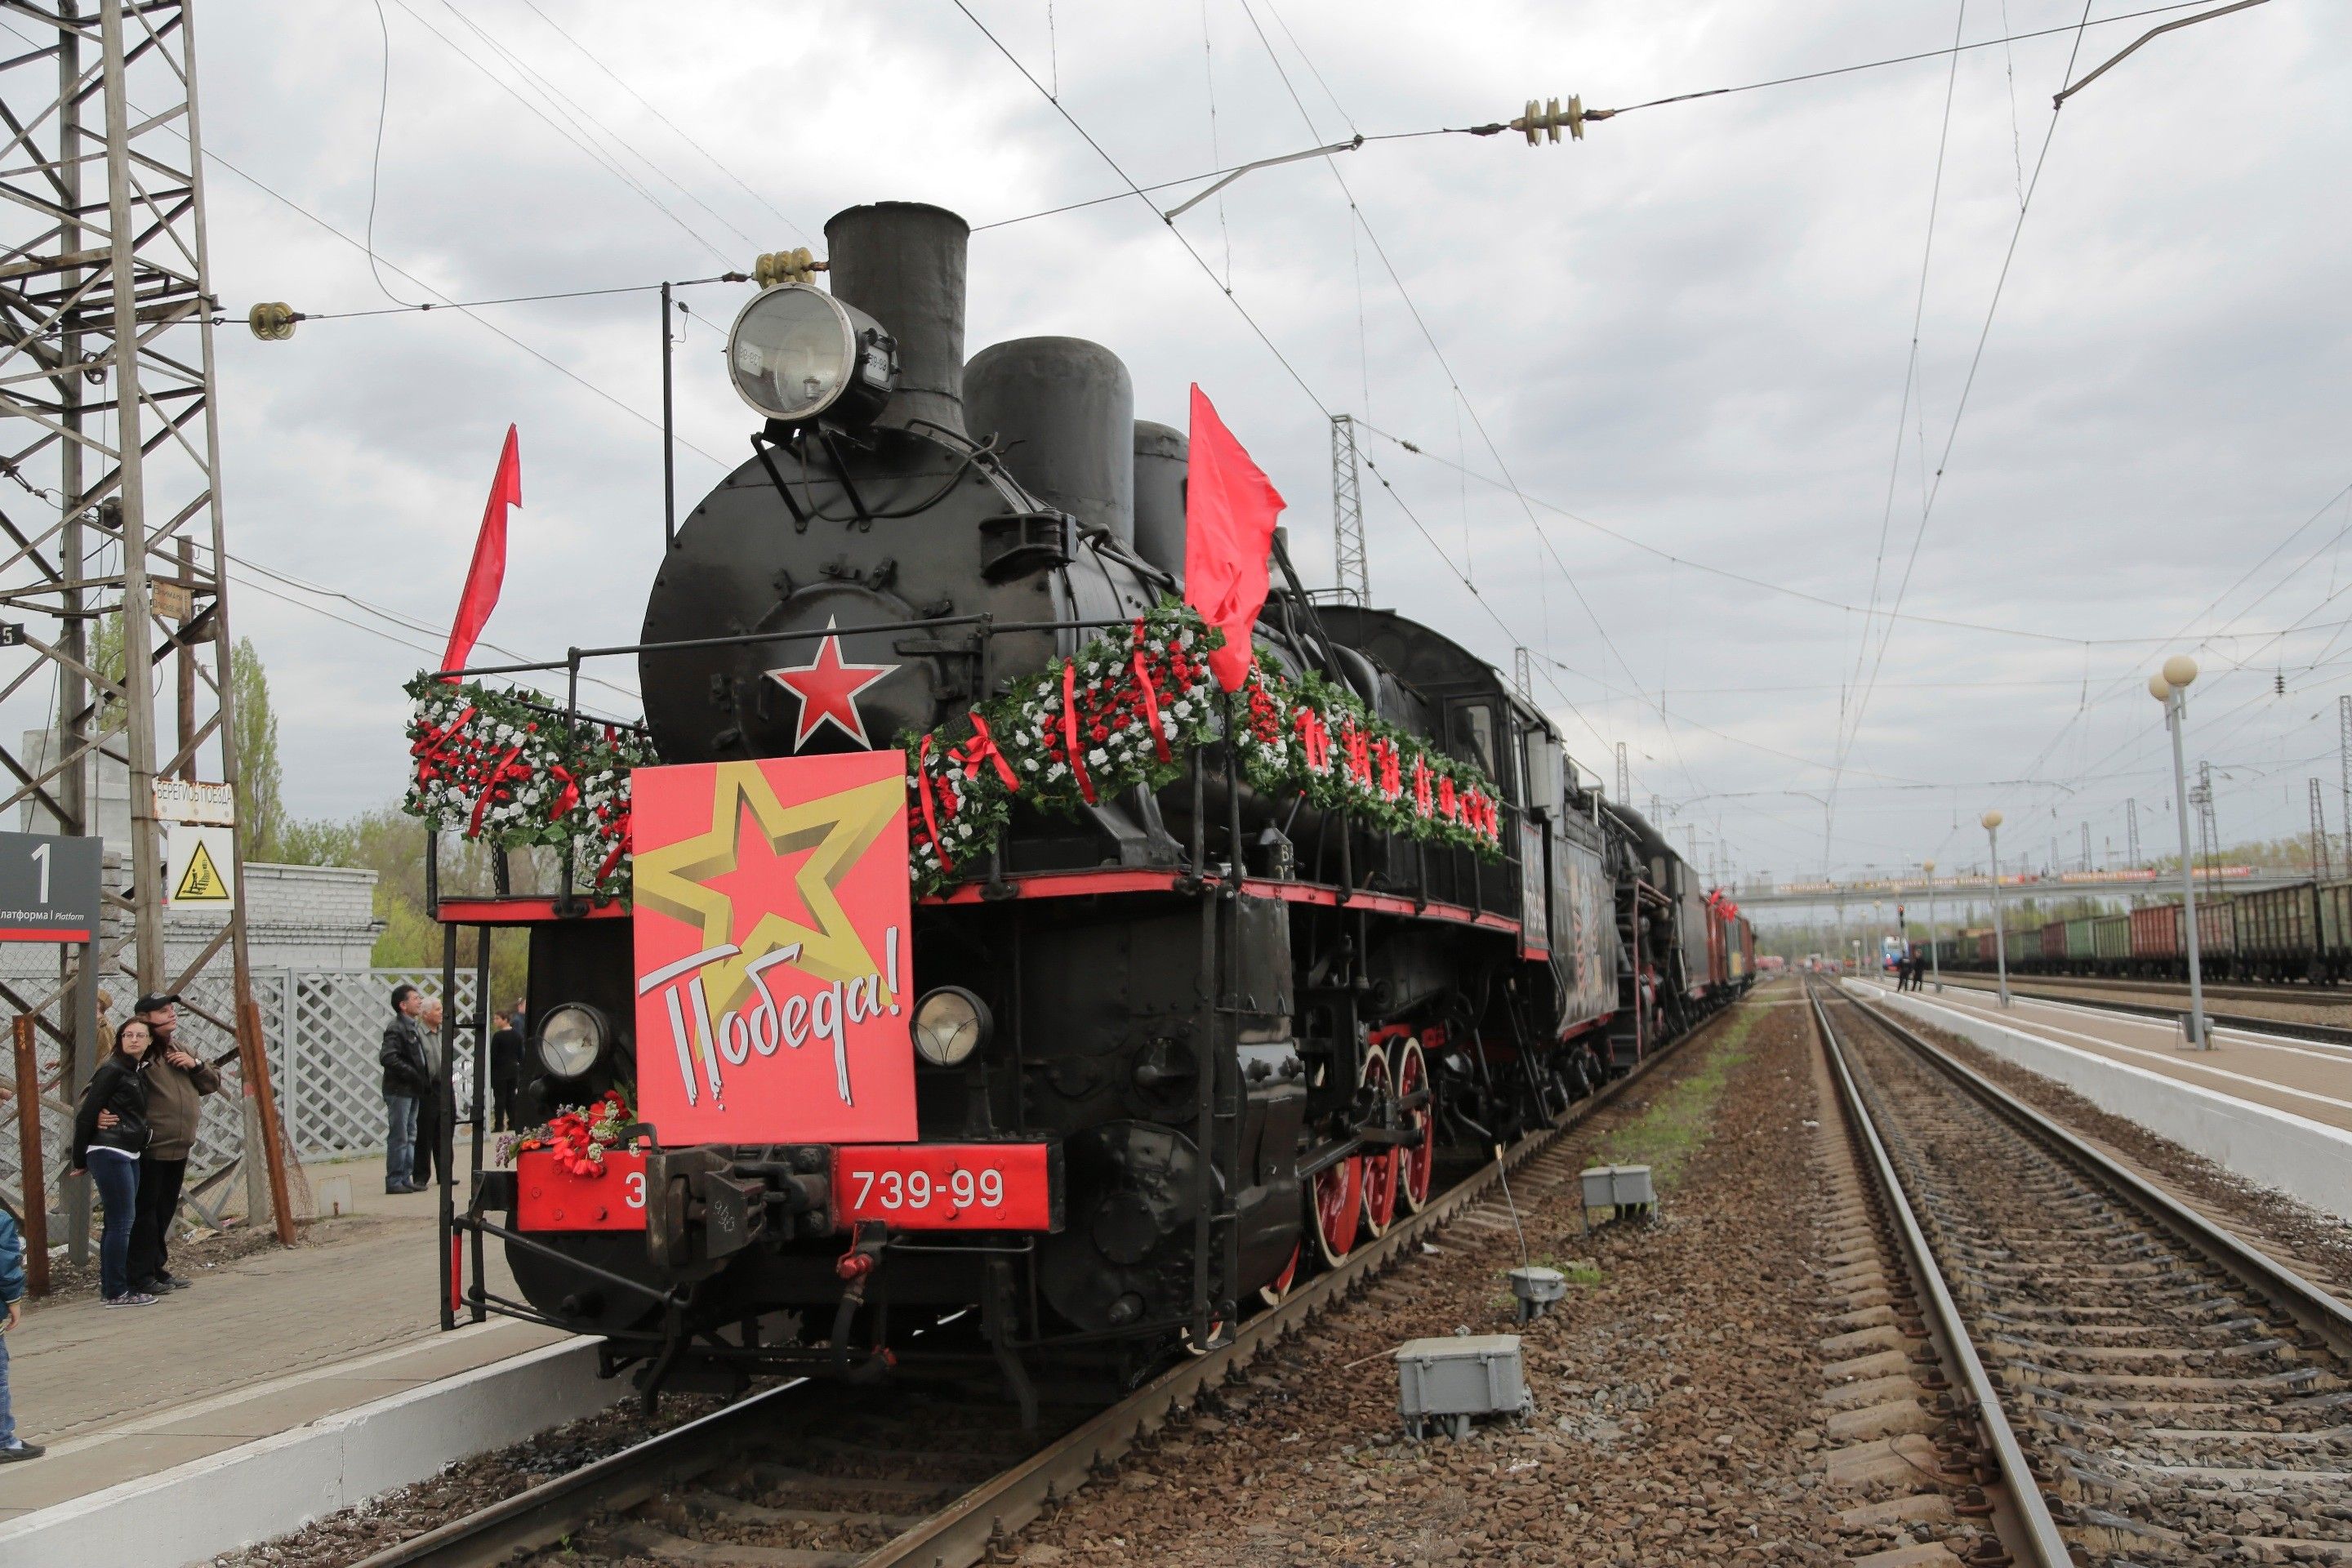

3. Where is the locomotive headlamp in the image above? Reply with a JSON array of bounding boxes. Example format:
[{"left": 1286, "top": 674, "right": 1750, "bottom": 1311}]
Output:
[
  {"left": 537, "top": 1004, "right": 608, "bottom": 1079},
  {"left": 911, "top": 987, "right": 991, "bottom": 1067},
  {"left": 725, "top": 283, "right": 896, "bottom": 426}
]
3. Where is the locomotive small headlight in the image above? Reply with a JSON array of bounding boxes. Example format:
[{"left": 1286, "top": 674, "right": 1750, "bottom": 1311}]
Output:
[
  {"left": 537, "top": 1004, "right": 608, "bottom": 1079},
  {"left": 911, "top": 987, "right": 991, "bottom": 1067},
  {"left": 725, "top": 283, "right": 896, "bottom": 426}
]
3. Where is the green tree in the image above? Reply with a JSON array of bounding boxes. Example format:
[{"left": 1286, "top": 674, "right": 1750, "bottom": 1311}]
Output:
[{"left": 232, "top": 636, "right": 285, "bottom": 859}]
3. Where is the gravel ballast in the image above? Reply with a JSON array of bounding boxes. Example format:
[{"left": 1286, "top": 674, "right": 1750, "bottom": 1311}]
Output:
[{"left": 1003, "top": 987, "right": 1843, "bottom": 1566}]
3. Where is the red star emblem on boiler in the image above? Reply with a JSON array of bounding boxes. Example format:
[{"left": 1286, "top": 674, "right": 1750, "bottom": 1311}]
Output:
[{"left": 765, "top": 620, "right": 896, "bottom": 749}]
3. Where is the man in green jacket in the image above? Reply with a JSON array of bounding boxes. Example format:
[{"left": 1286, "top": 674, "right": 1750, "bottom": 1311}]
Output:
[{"left": 127, "top": 994, "right": 220, "bottom": 1294}]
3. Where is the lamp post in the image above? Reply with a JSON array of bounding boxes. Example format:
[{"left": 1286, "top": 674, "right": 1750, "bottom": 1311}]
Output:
[
  {"left": 1984, "top": 812, "right": 2011, "bottom": 1008},
  {"left": 1924, "top": 859, "right": 1941, "bottom": 992},
  {"left": 2151, "top": 657, "right": 2210, "bottom": 1049}
]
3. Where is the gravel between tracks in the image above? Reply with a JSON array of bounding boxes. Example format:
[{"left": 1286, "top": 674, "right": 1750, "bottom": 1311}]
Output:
[
  {"left": 208, "top": 1395, "right": 727, "bottom": 1568},
  {"left": 1003, "top": 987, "right": 1843, "bottom": 1568},
  {"left": 1883, "top": 1000, "right": 2352, "bottom": 1296}
]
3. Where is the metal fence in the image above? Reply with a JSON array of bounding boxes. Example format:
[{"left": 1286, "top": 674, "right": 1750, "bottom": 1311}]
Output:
[{"left": 2, "top": 967, "right": 481, "bottom": 1224}]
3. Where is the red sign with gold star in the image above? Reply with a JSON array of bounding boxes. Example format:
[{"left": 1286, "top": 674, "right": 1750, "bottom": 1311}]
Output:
[{"left": 630, "top": 752, "right": 915, "bottom": 1144}]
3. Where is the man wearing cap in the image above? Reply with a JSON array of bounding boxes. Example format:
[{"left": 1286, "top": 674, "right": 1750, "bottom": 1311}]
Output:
[{"left": 127, "top": 994, "right": 219, "bottom": 1294}]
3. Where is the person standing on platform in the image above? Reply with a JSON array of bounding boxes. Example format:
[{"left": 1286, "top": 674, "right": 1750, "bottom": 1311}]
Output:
[
  {"left": 412, "top": 996, "right": 447, "bottom": 1189},
  {"left": 70, "top": 1017, "right": 155, "bottom": 1306},
  {"left": 489, "top": 1011, "right": 522, "bottom": 1132},
  {"left": 0, "top": 1193, "right": 40, "bottom": 1459},
  {"left": 380, "top": 986, "right": 430, "bottom": 1195},
  {"left": 126, "top": 994, "right": 217, "bottom": 1294}
]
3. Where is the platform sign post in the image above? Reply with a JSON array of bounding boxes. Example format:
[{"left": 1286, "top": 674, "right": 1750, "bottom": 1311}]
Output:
[
  {"left": 11, "top": 1014, "right": 46, "bottom": 1296},
  {"left": 0, "top": 831, "right": 101, "bottom": 1265}
]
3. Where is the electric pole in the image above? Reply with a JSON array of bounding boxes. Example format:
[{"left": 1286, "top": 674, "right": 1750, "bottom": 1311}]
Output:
[
  {"left": 0, "top": 0, "right": 292, "bottom": 1245},
  {"left": 1330, "top": 413, "right": 1367, "bottom": 604}
]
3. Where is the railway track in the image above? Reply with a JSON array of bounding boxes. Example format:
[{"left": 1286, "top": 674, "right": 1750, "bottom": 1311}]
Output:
[
  {"left": 1809, "top": 980, "right": 2352, "bottom": 1566},
  {"left": 1932, "top": 970, "right": 2352, "bottom": 1049},
  {"left": 346, "top": 998, "right": 1753, "bottom": 1568},
  {"left": 1952, "top": 972, "right": 2352, "bottom": 1009}
]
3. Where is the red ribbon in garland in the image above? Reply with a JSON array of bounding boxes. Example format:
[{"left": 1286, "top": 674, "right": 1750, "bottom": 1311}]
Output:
[
  {"left": 466, "top": 743, "right": 534, "bottom": 837},
  {"left": 952, "top": 710, "right": 1019, "bottom": 791},
  {"left": 1293, "top": 706, "right": 1330, "bottom": 772},
  {"left": 1413, "top": 757, "right": 1433, "bottom": 818},
  {"left": 547, "top": 762, "right": 581, "bottom": 822},
  {"left": 1129, "top": 619, "right": 1171, "bottom": 762},
  {"left": 915, "top": 733, "right": 954, "bottom": 873},
  {"left": 409, "top": 702, "right": 480, "bottom": 786},
  {"left": 1062, "top": 659, "right": 1097, "bottom": 804},
  {"left": 1343, "top": 722, "right": 1371, "bottom": 789},
  {"left": 1374, "top": 738, "right": 1402, "bottom": 802},
  {"left": 1438, "top": 776, "right": 1458, "bottom": 822},
  {"left": 594, "top": 804, "right": 630, "bottom": 888}
]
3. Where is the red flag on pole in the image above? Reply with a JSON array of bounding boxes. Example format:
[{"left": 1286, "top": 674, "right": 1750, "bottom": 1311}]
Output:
[
  {"left": 439, "top": 425, "right": 522, "bottom": 680},
  {"left": 1183, "top": 385, "right": 1286, "bottom": 690}
]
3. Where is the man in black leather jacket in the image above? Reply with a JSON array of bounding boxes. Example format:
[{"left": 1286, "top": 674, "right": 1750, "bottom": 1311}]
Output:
[{"left": 379, "top": 986, "right": 430, "bottom": 1195}]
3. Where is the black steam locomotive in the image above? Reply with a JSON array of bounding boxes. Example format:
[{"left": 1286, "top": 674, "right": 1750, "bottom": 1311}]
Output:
[{"left": 447, "top": 202, "right": 1752, "bottom": 1411}]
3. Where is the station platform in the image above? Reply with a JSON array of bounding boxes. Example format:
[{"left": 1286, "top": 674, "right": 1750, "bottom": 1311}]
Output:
[
  {"left": 1847, "top": 977, "right": 2352, "bottom": 1221},
  {"left": 0, "top": 1160, "right": 564, "bottom": 1529}
]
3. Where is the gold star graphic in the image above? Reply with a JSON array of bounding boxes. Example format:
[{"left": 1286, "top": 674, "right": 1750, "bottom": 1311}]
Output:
[{"left": 632, "top": 761, "right": 902, "bottom": 1015}]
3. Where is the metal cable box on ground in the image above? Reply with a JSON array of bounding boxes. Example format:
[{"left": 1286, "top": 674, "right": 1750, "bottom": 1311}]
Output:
[
  {"left": 1579, "top": 1163, "right": 1656, "bottom": 1226},
  {"left": 1394, "top": 1334, "right": 1531, "bottom": 1441}
]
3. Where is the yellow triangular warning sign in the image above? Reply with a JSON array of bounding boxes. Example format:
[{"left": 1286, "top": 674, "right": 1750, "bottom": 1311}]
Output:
[{"left": 173, "top": 840, "right": 230, "bottom": 902}]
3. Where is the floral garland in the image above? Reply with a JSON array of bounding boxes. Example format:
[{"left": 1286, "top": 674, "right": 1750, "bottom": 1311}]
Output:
[
  {"left": 403, "top": 675, "right": 653, "bottom": 897},
  {"left": 901, "top": 602, "right": 1504, "bottom": 894},
  {"left": 405, "top": 601, "right": 1506, "bottom": 904},
  {"left": 499, "top": 1091, "right": 637, "bottom": 1175}
]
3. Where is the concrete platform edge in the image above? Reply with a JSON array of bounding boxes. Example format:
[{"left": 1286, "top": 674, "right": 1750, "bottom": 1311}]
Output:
[
  {"left": 0, "top": 1336, "right": 621, "bottom": 1568},
  {"left": 1846, "top": 980, "right": 2352, "bottom": 1220}
]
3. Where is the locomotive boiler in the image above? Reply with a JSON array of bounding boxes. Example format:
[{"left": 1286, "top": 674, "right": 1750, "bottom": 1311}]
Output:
[{"left": 439, "top": 201, "right": 1752, "bottom": 1412}]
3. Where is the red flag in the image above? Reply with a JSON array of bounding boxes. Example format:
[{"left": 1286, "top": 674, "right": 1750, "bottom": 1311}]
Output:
[
  {"left": 1183, "top": 386, "right": 1286, "bottom": 690},
  {"left": 440, "top": 425, "right": 522, "bottom": 679}
]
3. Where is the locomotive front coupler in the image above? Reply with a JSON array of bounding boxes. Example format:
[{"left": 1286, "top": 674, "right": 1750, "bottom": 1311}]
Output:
[{"left": 831, "top": 1224, "right": 895, "bottom": 1381}]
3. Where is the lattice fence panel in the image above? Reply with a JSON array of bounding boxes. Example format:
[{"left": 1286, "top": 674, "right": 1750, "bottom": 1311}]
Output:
[{"left": 2, "top": 965, "right": 482, "bottom": 1227}]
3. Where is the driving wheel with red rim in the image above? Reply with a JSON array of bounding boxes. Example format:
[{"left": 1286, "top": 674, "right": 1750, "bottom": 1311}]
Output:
[
  {"left": 1396, "top": 1036, "right": 1437, "bottom": 1213},
  {"left": 1309, "top": 1138, "right": 1363, "bottom": 1267},
  {"left": 1359, "top": 1044, "right": 1401, "bottom": 1238},
  {"left": 1259, "top": 1241, "right": 1301, "bottom": 1307}
]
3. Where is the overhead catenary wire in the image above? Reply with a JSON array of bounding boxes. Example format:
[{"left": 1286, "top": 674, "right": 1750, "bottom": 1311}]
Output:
[
  {"left": 515, "top": 0, "right": 815, "bottom": 246},
  {"left": 380, "top": 0, "right": 736, "bottom": 269},
  {"left": 1828, "top": 6, "right": 2098, "bottom": 828},
  {"left": 1234, "top": 0, "right": 1715, "bottom": 808}
]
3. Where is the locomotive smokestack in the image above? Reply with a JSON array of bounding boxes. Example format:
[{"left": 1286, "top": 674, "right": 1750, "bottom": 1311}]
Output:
[{"left": 824, "top": 202, "right": 969, "bottom": 436}]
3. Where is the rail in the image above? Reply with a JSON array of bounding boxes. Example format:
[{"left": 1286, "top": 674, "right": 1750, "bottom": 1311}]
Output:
[
  {"left": 1806, "top": 983, "right": 2074, "bottom": 1566},
  {"left": 351, "top": 989, "right": 1754, "bottom": 1568},
  {"left": 1927, "top": 971, "right": 2352, "bottom": 1049},
  {"left": 1836, "top": 982, "right": 2352, "bottom": 1361}
]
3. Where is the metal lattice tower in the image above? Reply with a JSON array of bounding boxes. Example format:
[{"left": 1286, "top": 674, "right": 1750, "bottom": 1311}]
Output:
[
  {"left": 2126, "top": 797, "right": 2140, "bottom": 867},
  {"left": 2311, "top": 778, "right": 2332, "bottom": 879},
  {"left": 1329, "top": 413, "right": 1367, "bottom": 604},
  {"left": 1614, "top": 741, "right": 1628, "bottom": 805},
  {"left": 2338, "top": 694, "right": 2350, "bottom": 875},
  {"left": 2191, "top": 760, "right": 2218, "bottom": 894},
  {"left": 2079, "top": 822, "right": 2090, "bottom": 873},
  {"left": 0, "top": 0, "right": 287, "bottom": 1236},
  {"left": 1511, "top": 646, "right": 1532, "bottom": 702}
]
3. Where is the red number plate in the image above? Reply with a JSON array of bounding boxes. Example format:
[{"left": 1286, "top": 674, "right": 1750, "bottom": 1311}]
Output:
[
  {"left": 832, "top": 1143, "right": 1058, "bottom": 1232},
  {"left": 514, "top": 1148, "right": 648, "bottom": 1232}
]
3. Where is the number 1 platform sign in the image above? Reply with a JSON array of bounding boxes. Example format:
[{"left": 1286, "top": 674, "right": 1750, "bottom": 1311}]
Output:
[
  {"left": 0, "top": 831, "right": 100, "bottom": 943},
  {"left": 630, "top": 753, "right": 916, "bottom": 1145}
]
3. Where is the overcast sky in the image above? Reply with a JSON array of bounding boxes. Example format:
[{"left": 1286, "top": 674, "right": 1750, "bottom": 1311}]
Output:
[{"left": 60, "top": 0, "right": 2345, "bottom": 893}]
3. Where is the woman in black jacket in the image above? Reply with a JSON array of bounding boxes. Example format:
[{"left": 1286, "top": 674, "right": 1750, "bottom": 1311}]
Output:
[{"left": 70, "top": 1018, "right": 155, "bottom": 1306}]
